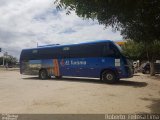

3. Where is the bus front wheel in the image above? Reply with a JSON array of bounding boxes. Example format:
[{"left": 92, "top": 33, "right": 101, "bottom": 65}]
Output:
[
  {"left": 101, "top": 70, "right": 118, "bottom": 84},
  {"left": 39, "top": 69, "right": 48, "bottom": 80}
]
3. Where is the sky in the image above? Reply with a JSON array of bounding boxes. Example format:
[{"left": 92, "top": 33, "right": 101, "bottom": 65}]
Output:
[{"left": 0, "top": 0, "right": 122, "bottom": 59}]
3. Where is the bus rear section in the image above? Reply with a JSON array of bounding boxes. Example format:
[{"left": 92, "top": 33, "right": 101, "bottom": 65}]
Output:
[{"left": 20, "top": 40, "right": 133, "bottom": 83}]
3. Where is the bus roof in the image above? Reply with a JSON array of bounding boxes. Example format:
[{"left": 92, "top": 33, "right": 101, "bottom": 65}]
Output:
[{"left": 22, "top": 40, "right": 113, "bottom": 51}]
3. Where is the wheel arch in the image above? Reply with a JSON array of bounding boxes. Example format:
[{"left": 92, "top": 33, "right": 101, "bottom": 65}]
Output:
[{"left": 39, "top": 68, "right": 47, "bottom": 73}]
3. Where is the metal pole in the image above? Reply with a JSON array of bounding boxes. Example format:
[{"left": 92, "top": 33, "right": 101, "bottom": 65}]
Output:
[
  {"left": 1, "top": 49, "right": 8, "bottom": 67},
  {"left": 2, "top": 52, "right": 7, "bottom": 67}
]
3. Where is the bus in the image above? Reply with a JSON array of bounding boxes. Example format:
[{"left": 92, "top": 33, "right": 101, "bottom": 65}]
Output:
[{"left": 20, "top": 40, "right": 133, "bottom": 83}]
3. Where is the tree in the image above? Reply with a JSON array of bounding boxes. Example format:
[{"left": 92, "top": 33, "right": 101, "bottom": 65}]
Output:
[
  {"left": 55, "top": 0, "right": 160, "bottom": 75},
  {"left": 121, "top": 40, "right": 146, "bottom": 61},
  {"left": 122, "top": 40, "right": 160, "bottom": 61},
  {"left": 122, "top": 40, "right": 160, "bottom": 75},
  {"left": 0, "top": 55, "right": 18, "bottom": 67}
]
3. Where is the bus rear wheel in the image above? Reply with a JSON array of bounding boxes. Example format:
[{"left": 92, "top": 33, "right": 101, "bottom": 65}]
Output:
[
  {"left": 101, "top": 70, "right": 118, "bottom": 84},
  {"left": 39, "top": 69, "right": 48, "bottom": 80}
]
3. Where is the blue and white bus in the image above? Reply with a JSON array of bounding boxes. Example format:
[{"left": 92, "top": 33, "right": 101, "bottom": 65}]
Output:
[{"left": 20, "top": 40, "right": 133, "bottom": 83}]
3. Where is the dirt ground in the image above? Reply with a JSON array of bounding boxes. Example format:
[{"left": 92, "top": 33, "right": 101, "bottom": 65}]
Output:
[{"left": 0, "top": 68, "right": 160, "bottom": 114}]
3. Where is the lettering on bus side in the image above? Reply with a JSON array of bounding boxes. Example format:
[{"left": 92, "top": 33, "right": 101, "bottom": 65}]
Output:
[{"left": 60, "top": 59, "right": 87, "bottom": 66}]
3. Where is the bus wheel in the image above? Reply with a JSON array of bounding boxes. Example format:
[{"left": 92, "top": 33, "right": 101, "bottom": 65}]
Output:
[
  {"left": 101, "top": 70, "right": 117, "bottom": 84},
  {"left": 39, "top": 69, "right": 48, "bottom": 80}
]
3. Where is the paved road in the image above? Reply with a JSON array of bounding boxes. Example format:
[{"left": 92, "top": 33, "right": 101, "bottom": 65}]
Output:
[{"left": 0, "top": 69, "right": 160, "bottom": 113}]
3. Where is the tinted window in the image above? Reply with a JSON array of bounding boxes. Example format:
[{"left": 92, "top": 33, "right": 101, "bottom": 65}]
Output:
[
  {"left": 20, "top": 50, "right": 33, "bottom": 60},
  {"left": 61, "top": 46, "right": 70, "bottom": 58},
  {"left": 70, "top": 44, "right": 103, "bottom": 58},
  {"left": 103, "top": 43, "right": 120, "bottom": 58},
  {"left": 38, "top": 47, "right": 62, "bottom": 59},
  {"left": 20, "top": 42, "right": 116, "bottom": 60},
  {"left": 32, "top": 50, "right": 38, "bottom": 54}
]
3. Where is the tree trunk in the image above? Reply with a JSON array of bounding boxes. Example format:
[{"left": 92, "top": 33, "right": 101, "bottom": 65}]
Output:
[{"left": 150, "top": 60, "right": 155, "bottom": 76}]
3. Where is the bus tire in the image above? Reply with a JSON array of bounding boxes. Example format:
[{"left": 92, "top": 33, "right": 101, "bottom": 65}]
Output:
[
  {"left": 39, "top": 69, "right": 48, "bottom": 80},
  {"left": 101, "top": 70, "right": 118, "bottom": 84}
]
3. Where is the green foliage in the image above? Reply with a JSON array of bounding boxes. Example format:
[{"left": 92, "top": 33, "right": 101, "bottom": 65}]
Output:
[
  {"left": 55, "top": 0, "right": 160, "bottom": 58},
  {"left": 0, "top": 55, "right": 18, "bottom": 66},
  {"left": 146, "top": 40, "right": 160, "bottom": 61},
  {"left": 122, "top": 40, "right": 160, "bottom": 61},
  {"left": 122, "top": 40, "right": 144, "bottom": 60},
  {"left": 55, "top": 0, "right": 160, "bottom": 43}
]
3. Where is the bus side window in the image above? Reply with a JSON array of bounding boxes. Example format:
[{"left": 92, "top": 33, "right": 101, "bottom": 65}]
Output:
[
  {"left": 103, "top": 44, "right": 120, "bottom": 58},
  {"left": 70, "top": 44, "right": 103, "bottom": 58},
  {"left": 88, "top": 44, "right": 103, "bottom": 57},
  {"left": 103, "top": 44, "right": 110, "bottom": 57},
  {"left": 32, "top": 50, "right": 38, "bottom": 54},
  {"left": 63, "top": 47, "right": 70, "bottom": 51},
  {"left": 61, "top": 47, "right": 70, "bottom": 58},
  {"left": 70, "top": 45, "right": 87, "bottom": 58},
  {"left": 109, "top": 44, "right": 120, "bottom": 58}
]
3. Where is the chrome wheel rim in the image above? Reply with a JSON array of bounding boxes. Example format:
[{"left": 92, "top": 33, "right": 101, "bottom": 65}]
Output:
[
  {"left": 41, "top": 71, "right": 46, "bottom": 79},
  {"left": 106, "top": 74, "right": 113, "bottom": 81}
]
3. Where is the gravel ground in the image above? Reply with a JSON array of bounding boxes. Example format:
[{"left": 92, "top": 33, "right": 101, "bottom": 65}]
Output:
[{"left": 0, "top": 69, "right": 160, "bottom": 114}]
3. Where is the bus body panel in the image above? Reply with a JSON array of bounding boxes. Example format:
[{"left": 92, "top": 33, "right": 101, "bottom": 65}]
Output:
[
  {"left": 20, "top": 57, "right": 133, "bottom": 78},
  {"left": 20, "top": 40, "right": 133, "bottom": 79}
]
